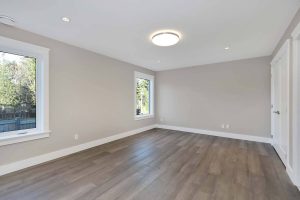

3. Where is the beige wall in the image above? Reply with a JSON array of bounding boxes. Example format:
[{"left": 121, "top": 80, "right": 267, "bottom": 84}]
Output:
[
  {"left": 272, "top": 9, "right": 300, "bottom": 168},
  {"left": 156, "top": 56, "right": 271, "bottom": 138},
  {"left": 0, "top": 24, "right": 155, "bottom": 165},
  {"left": 273, "top": 9, "right": 300, "bottom": 57}
]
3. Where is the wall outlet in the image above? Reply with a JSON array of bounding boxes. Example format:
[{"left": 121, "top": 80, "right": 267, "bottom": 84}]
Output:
[
  {"left": 74, "top": 134, "right": 79, "bottom": 140},
  {"left": 221, "top": 124, "right": 225, "bottom": 129},
  {"left": 226, "top": 124, "right": 230, "bottom": 129}
]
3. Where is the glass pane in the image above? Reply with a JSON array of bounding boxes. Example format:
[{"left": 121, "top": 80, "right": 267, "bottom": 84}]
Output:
[
  {"left": 136, "top": 78, "right": 150, "bottom": 116},
  {"left": 0, "top": 51, "right": 36, "bottom": 133}
]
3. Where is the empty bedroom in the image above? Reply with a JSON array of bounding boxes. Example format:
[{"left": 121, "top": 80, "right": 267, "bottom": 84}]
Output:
[{"left": 0, "top": 0, "right": 300, "bottom": 199}]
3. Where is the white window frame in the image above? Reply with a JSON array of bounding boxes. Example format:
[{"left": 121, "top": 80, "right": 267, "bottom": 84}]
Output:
[
  {"left": 0, "top": 36, "right": 50, "bottom": 146},
  {"left": 134, "top": 71, "right": 154, "bottom": 120}
]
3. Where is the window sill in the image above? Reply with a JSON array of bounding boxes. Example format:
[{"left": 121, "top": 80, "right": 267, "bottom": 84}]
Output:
[
  {"left": 0, "top": 130, "right": 51, "bottom": 147},
  {"left": 135, "top": 115, "right": 154, "bottom": 120}
]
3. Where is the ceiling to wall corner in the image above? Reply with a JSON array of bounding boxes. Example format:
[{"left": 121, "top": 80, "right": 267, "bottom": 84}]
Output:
[{"left": 0, "top": 0, "right": 299, "bottom": 71}]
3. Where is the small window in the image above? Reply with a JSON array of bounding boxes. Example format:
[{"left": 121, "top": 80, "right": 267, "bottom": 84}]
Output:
[
  {"left": 134, "top": 72, "right": 154, "bottom": 120},
  {"left": 0, "top": 36, "right": 49, "bottom": 145}
]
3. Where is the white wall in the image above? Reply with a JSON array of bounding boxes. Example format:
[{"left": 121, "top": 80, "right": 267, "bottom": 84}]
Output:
[
  {"left": 0, "top": 24, "right": 155, "bottom": 166},
  {"left": 156, "top": 56, "right": 271, "bottom": 138},
  {"left": 272, "top": 8, "right": 300, "bottom": 177}
]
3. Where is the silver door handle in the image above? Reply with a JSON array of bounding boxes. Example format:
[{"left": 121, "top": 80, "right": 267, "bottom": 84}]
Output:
[{"left": 273, "top": 111, "right": 280, "bottom": 115}]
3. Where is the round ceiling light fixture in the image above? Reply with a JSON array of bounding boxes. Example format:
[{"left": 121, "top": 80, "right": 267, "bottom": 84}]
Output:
[
  {"left": 62, "top": 17, "right": 70, "bottom": 22},
  {"left": 151, "top": 31, "right": 180, "bottom": 47}
]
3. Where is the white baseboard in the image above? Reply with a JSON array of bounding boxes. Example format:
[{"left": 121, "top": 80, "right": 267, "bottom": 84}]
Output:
[
  {"left": 286, "top": 164, "right": 297, "bottom": 186},
  {"left": 0, "top": 124, "right": 275, "bottom": 176},
  {"left": 156, "top": 124, "right": 272, "bottom": 143},
  {"left": 287, "top": 165, "right": 300, "bottom": 191},
  {"left": 0, "top": 125, "right": 156, "bottom": 176}
]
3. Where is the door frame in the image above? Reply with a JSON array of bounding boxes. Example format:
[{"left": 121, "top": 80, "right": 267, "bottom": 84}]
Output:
[
  {"left": 292, "top": 22, "right": 300, "bottom": 188},
  {"left": 271, "top": 39, "right": 290, "bottom": 167}
]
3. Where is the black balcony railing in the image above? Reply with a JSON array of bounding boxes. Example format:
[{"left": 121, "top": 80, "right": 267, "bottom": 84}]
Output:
[{"left": 0, "top": 104, "right": 36, "bottom": 133}]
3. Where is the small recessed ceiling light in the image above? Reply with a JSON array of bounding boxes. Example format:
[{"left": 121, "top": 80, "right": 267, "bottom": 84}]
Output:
[
  {"left": 62, "top": 17, "right": 70, "bottom": 22},
  {"left": 224, "top": 46, "right": 230, "bottom": 50},
  {"left": 152, "top": 31, "right": 180, "bottom": 47}
]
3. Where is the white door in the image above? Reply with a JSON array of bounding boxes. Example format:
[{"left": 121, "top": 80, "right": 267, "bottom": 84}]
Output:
[{"left": 271, "top": 49, "right": 289, "bottom": 166}]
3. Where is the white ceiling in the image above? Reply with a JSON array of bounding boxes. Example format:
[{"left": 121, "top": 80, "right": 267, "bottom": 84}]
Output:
[{"left": 1, "top": 0, "right": 299, "bottom": 71}]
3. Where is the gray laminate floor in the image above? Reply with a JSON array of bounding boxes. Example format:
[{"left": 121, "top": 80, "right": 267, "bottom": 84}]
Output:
[{"left": 0, "top": 128, "right": 299, "bottom": 200}]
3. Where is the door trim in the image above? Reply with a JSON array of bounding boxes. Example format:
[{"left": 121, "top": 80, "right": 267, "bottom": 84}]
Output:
[
  {"left": 292, "top": 22, "right": 300, "bottom": 187},
  {"left": 271, "top": 39, "right": 290, "bottom": 167}
]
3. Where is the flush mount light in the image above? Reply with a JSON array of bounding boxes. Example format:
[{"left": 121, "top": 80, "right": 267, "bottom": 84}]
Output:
[
  {"left": 224, "top": 46, "right": 230, "bottom": 50},
  {"left": 62, "top": 17, "right": 70, "bottom": 22},
  {"left": 0, "top": 15, "right": 15, "bottom": 26},
  {"left": 152, "top": 32, "right": 180, "bottom": 47}
]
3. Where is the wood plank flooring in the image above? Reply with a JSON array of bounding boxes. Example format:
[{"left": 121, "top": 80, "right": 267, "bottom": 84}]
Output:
[{"left": 0, "top": 128, "right": 299, "bottom": 200}]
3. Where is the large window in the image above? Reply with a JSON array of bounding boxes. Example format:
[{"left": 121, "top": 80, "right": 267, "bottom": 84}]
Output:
[
  {"left": 0, "top": 36, "right": 49, "bottom": 146},
  {"left": 134, "top": 72, "right": 154, "bottom": 120},
  {"left": 0, "top": 52, "right": 37, "bottom": 133}
]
